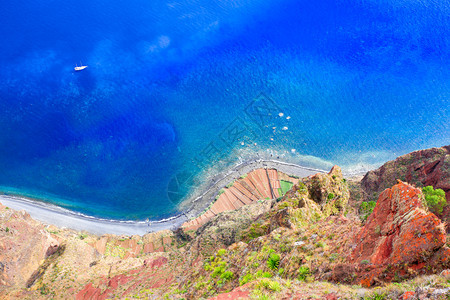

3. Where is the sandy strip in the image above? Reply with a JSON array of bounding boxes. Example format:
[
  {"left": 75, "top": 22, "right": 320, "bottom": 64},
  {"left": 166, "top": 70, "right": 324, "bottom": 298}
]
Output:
[
  {"left": 0, "top": 159, "right": 332, "bottom": 236},
  {"left": 0, "top": 195, "right": 188, "bottom": 236}
]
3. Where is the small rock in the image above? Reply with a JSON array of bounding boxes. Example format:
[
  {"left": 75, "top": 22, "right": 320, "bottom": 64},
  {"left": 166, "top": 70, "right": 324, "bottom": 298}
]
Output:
[{"left": 294, "top": 241, "right": 305, "bottom": 246}]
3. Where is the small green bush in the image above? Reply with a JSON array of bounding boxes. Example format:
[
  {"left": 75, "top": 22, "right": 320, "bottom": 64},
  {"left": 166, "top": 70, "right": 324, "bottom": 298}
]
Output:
[
  {"left": 259, "top": 279, "right": 281, "bottom": 292},
  {"left": 268, "top": 280, "right": 281, "bottom": 292},
  {"left": 364, "top": 292, "right": 386, "bottom": 300},
  {"left": 5, "top": 227, "right": 9, "bottom": 233},
  {"left": 239, "top": 273, "right": 253, "bottom": 285},
  {"left": 217, "top": 249, "right": 227, "bottom": 257},
  {"left": 360, "top": 201, "right": 376, "bottom": 221},
  {"left": 422, "top": 186, "right": 447, "bottom": 215},
  {"left": 327, "top": 193, "right": 335, "bottom": 200},
  {"left": 267, "top": 253, "right": 280, "bottom": 270},
  {"left": 220, "top": 271, "right": 233, "bottom": 281},
  {"left": 297, "top": 266, "right": 310, "bottom": 281}
]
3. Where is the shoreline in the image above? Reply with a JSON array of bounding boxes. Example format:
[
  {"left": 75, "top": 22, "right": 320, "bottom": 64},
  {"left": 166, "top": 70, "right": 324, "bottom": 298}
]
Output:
[{"left": 0, "top": 159, "right": 365, "bottom": 236}]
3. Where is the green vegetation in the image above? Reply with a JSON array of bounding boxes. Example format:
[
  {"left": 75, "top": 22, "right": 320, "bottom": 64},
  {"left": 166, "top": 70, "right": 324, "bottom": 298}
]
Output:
[
  {"left": 280, "top": 180, "right": 294, "bottom": 195},
  {"left": 422, "top": 186, "right": 447, "bottom": 215},
  {"left": 297, "top": 266, "right": 310, "bottom": 281},
  {"left": 262, "top": 271, "right": 273, "bottom": 278},
  {"left": 225, "top": 180, "right": 235, "bottom": 188},
  {"left": 258, "top": 278, "right": 281, "bottom": 292},
  {"left": 5, "top": 227, "right": 9, "bottom": 233},
  {"left": 364, "top": 292, "right": 386, "bottom": 300},
  {"left": 217, "top": 249, "right": 227, "bottom": 257},
  {"left": 327, "top": 192, "right": 335, "bottom": 200},
  {"left": 78, "top": 233, "right": 88, "bottom": 240},
  {"left": 239, "top": 273, "right": 253, "bottom": 285},
  {"left": 240, "top": 222, "right": 269, "bottom": 241},
  {"left": 220, "top": 271, "right": 234, "bottom": 281},
  {"left": 360, "top": 201, "right": 376, "bottom": 221}
]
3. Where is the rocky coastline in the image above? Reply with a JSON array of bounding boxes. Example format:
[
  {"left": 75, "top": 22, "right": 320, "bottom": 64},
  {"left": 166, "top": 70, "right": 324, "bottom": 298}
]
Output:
[{"left": 0, "top": 146, "right": 449, "bottom": 299}]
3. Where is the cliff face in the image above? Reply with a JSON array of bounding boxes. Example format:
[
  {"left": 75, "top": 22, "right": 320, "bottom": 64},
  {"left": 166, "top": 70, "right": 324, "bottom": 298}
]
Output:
[
  {"left": 360, "top": 146, "right": 450, "bottom": 229},
  {"left": 1, "top": 147, "right": 450, "bottom": 299},
  {"left": 345, "top": 181, "right": 450, "bottom": 287}
]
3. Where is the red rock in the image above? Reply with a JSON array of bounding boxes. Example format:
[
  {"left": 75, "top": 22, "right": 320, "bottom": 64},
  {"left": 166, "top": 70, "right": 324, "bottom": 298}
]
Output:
[
  {"left": 402, "top": 291, "right": 415, "bottom": 300},
  {"left": 144, "top": 256, "right": 168, "bottom": 269},
  {"left": 208, "top": 284, "right": 250, "bottom": 300},
  {"left": 351, "top": 182, "right": 447, "bottom": 266},
  {"left": 361, "top": 146, "right": 450, "bottom": 230},
  {"left": 76, "top": 283, "right": 101, "bottom": 300}
]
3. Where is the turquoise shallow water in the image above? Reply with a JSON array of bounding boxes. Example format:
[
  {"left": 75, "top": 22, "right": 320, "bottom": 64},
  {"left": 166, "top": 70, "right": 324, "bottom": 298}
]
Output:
[{"left": 0, "top": 0, "right": 448, "bottom": 220}]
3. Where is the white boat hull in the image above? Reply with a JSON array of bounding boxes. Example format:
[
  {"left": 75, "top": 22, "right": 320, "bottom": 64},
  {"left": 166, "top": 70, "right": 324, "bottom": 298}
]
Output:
[{"left": 74, "top": 65, "right": 88, "bottom": 71}]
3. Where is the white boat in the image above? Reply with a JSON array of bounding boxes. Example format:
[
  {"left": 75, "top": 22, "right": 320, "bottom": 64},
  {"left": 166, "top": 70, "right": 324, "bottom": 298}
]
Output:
[{"left": 74, "top": 62, "right": 88, "bottom": 72}]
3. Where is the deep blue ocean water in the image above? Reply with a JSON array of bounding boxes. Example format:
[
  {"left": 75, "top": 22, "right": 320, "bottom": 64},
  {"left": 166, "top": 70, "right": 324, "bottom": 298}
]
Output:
[{"left": 0, "top": 0, "right": 448, "bottom": 220}]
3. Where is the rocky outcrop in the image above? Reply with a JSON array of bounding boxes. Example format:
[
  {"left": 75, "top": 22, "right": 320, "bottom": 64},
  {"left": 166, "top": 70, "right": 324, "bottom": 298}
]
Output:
[
  {"left": 76, "top": 256, "right": 172, "bottom": 300},
  {"left": 302, "top": 165, "right": 349, "bottom": 217},
  {"left": 345, "top": 181, "right": 450, "bottom": 287},
  {"left": 360, "top": 145, "right": 449, "bottom": 228},
  {"left": 0, "top": 203, "right": 62, "bottom": 288},
  {"left": 351, "top": 181, "right": 447, "bottom": 265}
]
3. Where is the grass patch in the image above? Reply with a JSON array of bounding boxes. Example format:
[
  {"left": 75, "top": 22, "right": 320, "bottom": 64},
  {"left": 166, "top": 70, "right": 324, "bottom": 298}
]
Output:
[{"left": 280, "top": 180, "right": 294, "bottom": 195}]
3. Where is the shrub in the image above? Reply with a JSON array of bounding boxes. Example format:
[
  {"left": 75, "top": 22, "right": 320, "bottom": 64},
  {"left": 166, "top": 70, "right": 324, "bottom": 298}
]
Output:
[
  {"left": 259, "top": 279, "right": 281, "bottom": 292},
  {"left": 211, "top": 266, "right": 224, "bottom": 278},
  {"left": 267, "top": 253, "right": 280, "bottom": 270},
  {"left": 327, "top": 193, "right": 335, "bottom": 200},
  {"left": 422, "top": 186, "right": 447, "bottom": 215},
  {"left": 297, "top": 266, "right": 310, "bottom": 281},
  {"left": 220, "top": 271, "right": 233, "bottom": 281},
  {"left": 360, "top": 201, "right": 376, "bottom": 221},
  {"left": 239, "top": 273, "right": 253, "bottom": 285},
  {"left": 267, "top": 280, "right": 281, "bottom": 292},
  {"left": 364, "top": 292, "right": 386, "bottom": 300},
  {"left": 217, "top": 249, "right": 227, "bottom": 257}
]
